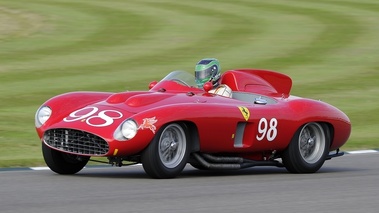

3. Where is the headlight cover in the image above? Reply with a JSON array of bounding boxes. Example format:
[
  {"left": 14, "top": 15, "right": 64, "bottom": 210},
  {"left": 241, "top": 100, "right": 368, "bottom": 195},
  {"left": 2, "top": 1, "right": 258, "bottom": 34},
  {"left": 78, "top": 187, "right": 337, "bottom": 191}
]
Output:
[
  {"left": 35, "top": 106, "right": 52, "bottom": 128},
  {"left": 114, "top": 119, "right": 138, "bottom": 141}
]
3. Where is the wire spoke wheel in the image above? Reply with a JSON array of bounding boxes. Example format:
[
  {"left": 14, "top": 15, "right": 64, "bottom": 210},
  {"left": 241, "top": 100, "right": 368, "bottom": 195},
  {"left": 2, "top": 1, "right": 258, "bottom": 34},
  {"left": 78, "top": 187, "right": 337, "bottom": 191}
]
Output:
[
  {"left": 158, "top": 124, "right": 187, "bottom": 168},
  {"left": 142, "top": 123, "right": 190, "bottom": 178},
  {"left": 298, "top": 123, "right": 326, "bottom": 164},
  {"left": 282, "top": 122, "right": 330, "bottom": 173}
]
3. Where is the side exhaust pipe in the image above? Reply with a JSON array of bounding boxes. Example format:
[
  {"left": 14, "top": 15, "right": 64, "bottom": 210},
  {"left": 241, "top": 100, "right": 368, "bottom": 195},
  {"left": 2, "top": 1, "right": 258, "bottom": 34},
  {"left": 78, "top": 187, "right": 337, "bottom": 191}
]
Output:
[{"left": 192, "top": 153, "right": 283, "bottom": 170}]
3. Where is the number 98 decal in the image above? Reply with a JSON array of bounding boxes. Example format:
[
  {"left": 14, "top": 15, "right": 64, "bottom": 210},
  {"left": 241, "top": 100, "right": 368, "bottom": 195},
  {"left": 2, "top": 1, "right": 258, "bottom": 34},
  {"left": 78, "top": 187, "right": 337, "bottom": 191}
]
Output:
[
  {"left": 63, "top": 106, "right": 123, "bottom": 127},
  {"left": 256, "top": 118, "right": 278, "bottom": 141}
]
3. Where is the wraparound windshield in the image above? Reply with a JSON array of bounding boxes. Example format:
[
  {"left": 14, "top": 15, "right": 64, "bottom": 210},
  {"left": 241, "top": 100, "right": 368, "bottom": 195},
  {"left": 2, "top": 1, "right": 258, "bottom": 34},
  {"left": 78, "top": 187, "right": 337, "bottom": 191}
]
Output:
[{"left": 160, "top": 71, "right": 197, "bottom": 87}]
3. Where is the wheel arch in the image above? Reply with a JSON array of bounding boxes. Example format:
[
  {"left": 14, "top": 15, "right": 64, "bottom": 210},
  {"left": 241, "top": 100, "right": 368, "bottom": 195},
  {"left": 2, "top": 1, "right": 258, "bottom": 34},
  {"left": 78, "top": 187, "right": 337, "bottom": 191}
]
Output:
[
  {"left": 179, "top": 121, "right": 201, "bottom": 153},
  {"left": 154, "top": 120, "right": 200, "bottom": 153},
  {"left": 320, "top": 122, "right": 336, "bottom": 150},
  {"left": 281, "top": 121, "right": 333, "bottom": 151}
]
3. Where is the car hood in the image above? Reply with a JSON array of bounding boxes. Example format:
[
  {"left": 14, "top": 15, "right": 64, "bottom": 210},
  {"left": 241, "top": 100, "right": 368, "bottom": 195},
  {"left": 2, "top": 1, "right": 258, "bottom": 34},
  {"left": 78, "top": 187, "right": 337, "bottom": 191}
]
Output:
[
  {"left": 107, "top": 92, "right": 174, "bottom": 107},
  {"left": 48, "top": 91, "right": 171, "bottom": 125},
  {"left": 47, "top": 90, "right": 234, "bottom": 134},
  {"left": 45, "top": 103, "right": 135, "bottom": 140},
  {"left": 105, "top": 91, "right": 191, "bottom": 113}
]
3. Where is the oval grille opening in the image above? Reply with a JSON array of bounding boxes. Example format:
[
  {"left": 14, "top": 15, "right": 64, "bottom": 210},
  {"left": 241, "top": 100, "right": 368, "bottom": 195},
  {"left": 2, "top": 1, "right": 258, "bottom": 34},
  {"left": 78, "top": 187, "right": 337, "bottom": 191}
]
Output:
[{"left": 44, "top": 129, "right": 109, "bottom": 155}]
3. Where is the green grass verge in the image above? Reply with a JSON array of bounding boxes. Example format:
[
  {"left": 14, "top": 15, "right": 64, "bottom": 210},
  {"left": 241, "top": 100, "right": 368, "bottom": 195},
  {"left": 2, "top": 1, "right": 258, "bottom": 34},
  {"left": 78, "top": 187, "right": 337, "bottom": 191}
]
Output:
[{"left": 0, "top": 0, "right": 378, "bottom": 167}]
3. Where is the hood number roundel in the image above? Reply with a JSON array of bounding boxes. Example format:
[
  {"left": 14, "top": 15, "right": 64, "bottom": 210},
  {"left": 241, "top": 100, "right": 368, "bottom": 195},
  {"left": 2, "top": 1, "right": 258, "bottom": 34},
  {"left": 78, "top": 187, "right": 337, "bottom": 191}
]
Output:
[{"left": 63, "top": 107, "right": 123, "bottom": 127}]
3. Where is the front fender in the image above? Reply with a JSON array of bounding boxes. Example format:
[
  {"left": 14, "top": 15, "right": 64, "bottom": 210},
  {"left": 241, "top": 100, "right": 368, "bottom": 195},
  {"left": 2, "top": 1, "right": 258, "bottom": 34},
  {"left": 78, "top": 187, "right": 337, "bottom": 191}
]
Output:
[{"left": 36, "top": 92, "right": 113, "bottom": 136}]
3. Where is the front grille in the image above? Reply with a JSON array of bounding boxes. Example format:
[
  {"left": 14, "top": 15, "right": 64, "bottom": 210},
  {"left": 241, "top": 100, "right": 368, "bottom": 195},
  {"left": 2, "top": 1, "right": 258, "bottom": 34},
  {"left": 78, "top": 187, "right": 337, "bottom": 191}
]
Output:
[{"left": 44, "top": 129, "right": 109, "bottom": 155}]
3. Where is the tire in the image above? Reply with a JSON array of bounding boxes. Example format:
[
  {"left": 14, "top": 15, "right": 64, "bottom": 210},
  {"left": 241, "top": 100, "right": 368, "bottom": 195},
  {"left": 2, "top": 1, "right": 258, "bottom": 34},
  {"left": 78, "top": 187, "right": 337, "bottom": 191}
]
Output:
[
  {"left": 42, "top": 143, "right": 89, "bottom": 174},
  {"left": 282, "top": 122, "right": 330, "bottom": 173},
  {"left": 142, "top": 123, "right": 190, "bottom": 178}
]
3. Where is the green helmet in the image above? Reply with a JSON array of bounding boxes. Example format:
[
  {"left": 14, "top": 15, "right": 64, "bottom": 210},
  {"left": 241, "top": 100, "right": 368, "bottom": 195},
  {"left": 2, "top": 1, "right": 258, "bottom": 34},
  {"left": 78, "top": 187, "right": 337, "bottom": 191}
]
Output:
[{"left": 195, "top": 58, "right": 221, "bottom": 88}]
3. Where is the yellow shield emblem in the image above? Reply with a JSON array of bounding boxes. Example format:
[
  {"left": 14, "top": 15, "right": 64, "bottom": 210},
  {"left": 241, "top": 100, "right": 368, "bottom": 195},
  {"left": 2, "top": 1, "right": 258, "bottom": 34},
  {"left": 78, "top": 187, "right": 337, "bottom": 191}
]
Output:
[{"left": 238, "top": 106, "right": 250, "bottom": 121}]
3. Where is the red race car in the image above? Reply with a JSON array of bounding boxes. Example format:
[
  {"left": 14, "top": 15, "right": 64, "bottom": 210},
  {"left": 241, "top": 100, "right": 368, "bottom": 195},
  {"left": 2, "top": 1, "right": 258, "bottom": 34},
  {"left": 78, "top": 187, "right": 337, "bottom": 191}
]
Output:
[{"left": 35, "top": 69, "right": 351, "bottom": 178}]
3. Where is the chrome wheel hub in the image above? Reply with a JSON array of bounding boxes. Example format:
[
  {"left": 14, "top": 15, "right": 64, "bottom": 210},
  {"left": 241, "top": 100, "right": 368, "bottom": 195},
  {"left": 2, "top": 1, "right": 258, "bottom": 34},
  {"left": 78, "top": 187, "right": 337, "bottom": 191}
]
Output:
[
  {"left": 158, "top": 124, "right": 186, "bottom": 168},
  {"left": 298, "top": 123, "right": 326, "bottom": 164}
]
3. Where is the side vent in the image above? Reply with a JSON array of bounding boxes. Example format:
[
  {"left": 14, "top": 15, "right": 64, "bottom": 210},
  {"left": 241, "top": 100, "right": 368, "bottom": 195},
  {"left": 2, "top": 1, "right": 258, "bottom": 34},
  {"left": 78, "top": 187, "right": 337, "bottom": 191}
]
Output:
[{"left": 234, "top": 122, "right": 247, "bottom": 148}]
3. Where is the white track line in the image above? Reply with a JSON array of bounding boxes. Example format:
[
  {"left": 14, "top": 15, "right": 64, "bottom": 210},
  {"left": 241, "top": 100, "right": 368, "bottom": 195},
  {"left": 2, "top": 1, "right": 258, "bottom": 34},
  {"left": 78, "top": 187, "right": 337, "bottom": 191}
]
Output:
[{"left": 346, "top": 150, "right": 379, "bottom": 154}]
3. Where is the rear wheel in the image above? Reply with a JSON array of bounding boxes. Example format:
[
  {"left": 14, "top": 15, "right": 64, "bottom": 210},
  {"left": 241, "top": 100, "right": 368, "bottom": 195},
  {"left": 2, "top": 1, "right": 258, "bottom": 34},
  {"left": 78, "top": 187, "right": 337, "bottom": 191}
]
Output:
[
  {"left": 282, "top": 122, "right": 330, "bottom": 173},
  {"left": 42, "top": 143, "right": 89, "bottom": 174},
  {"left": 142, "top": 123, "right": 190, "bottom": 178}
]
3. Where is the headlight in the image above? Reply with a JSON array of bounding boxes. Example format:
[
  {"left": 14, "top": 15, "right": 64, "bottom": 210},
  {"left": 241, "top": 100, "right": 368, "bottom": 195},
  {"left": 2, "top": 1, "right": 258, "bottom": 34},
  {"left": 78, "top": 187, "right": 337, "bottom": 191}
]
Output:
[
  {"left": 35, "top": 106, "right": 52, "bottom": 128},
  {"left": 114, "top": 119, "right": 138, "bottom": 140}
]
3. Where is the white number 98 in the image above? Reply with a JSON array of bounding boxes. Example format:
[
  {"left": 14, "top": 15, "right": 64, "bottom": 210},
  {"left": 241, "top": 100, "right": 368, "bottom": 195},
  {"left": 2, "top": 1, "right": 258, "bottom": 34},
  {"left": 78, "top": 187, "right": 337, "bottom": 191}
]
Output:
[{"left": 256, "top": 118, "right": 278, "bottom": 141}]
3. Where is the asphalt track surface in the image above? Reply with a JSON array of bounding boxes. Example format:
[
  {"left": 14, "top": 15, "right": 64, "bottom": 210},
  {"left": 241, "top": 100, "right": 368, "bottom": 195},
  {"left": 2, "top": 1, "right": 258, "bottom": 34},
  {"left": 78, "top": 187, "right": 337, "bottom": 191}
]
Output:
[{"left": 1, "top": 153, "right": 378, "bottom": 213}]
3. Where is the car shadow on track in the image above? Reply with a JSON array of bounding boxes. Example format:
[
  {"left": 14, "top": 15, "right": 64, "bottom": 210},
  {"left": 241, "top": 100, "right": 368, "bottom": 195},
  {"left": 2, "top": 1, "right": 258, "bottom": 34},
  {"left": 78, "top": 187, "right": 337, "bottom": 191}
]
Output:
[
  {"left": 72, "top": 165, "right": 288, "bottom": 179},
  {"left": 181, "top": 166, "right": 288, "bottom": 177},
  {"left": 70, "top": 164, "right": 358, "bottom": 180}
]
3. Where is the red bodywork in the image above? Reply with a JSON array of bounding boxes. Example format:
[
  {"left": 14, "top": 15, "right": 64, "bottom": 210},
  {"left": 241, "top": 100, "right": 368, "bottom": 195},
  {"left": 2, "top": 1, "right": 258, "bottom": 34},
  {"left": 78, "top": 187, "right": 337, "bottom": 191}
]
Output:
[{"left": 35, "top": 69, "right": 351, "bottom": 161}]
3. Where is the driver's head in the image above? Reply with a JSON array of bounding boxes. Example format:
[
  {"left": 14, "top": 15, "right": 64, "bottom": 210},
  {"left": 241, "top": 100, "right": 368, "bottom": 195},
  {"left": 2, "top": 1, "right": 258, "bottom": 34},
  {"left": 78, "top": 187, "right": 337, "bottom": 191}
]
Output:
[{"left": 195, "top": 58, "right": 221, "bottom": 88}]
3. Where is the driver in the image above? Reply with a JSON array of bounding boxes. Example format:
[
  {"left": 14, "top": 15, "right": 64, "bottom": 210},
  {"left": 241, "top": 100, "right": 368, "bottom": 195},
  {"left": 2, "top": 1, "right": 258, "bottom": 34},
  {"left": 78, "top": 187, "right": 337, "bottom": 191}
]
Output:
[{"left": 195, "top": 58, "right": 232, "bottom": 98}]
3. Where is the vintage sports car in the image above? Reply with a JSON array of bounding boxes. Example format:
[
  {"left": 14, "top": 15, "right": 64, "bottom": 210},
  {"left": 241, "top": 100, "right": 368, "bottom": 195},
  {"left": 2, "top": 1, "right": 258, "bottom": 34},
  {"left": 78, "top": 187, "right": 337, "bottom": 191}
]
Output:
[{"left": 35, "top": 69, "right": 351, "bottom": 178}]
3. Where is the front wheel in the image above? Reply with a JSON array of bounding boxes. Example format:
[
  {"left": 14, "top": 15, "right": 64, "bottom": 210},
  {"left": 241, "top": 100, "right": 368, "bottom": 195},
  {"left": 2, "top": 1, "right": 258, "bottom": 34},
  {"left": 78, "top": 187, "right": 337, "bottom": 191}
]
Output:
[
  {"left": 142, "top": 123, "right": 190, "bottom": 178},
  {"left": 282, "top": 122, "right": 330, "bottom": 173},
  {"left": 42, "top": 143, "right": 89, "bottom": 174}
]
